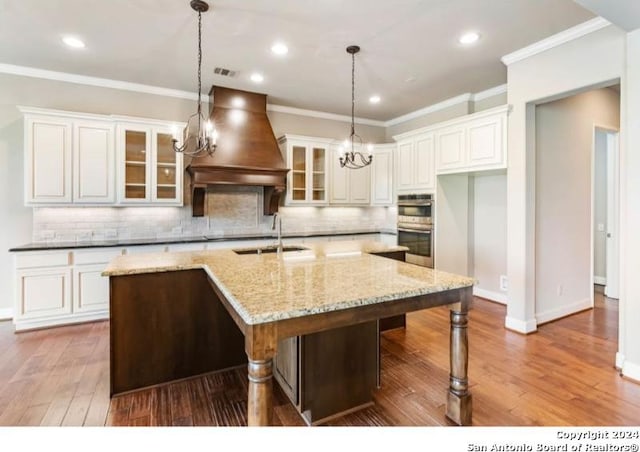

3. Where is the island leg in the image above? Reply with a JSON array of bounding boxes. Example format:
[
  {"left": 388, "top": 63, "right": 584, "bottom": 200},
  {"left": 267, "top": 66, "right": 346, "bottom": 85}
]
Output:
[
  {"left": 245, "top": 324, "right": 277, "bottom": 426},
  {"left": 446, "top": 288, "right": 472, "bottom": 425},
  {"left": 247, "top": 358, "right": 274, "bottom": 426}
]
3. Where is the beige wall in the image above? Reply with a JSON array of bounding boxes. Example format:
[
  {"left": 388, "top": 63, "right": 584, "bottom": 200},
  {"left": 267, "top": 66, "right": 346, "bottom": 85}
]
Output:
[
  {"left": 386, "top": 102, "right": 471, "bottom": 140},
  {"left": 505, "top": 24, "right": 626, "bottom": 334},
  {"left": 435, "top": 174, "right": 471, "bottom": 276},
  {"left": 472, "top": 92, "right": 508, "bottom": 113},
  {"left": 535, "top": 88, "right": 619, "bottom": 323}
]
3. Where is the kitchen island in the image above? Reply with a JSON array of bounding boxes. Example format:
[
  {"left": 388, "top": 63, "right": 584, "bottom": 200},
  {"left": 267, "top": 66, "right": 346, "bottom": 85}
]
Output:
[{"left": 103, "top": 240, "right": 475, "bottom": 426}]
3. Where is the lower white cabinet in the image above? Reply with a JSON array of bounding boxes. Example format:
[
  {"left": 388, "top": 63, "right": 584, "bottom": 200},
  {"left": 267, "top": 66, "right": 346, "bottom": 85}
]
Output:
[{"left": 16, "top": 267, "right": 72, "bottom": 320}]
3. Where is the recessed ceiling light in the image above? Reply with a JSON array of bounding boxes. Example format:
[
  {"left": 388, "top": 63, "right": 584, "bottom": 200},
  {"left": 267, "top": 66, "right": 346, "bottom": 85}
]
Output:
[
  {"left": 271, "top": 42, "right": 288, "bottom": 56},
  {"left": 369, "top": 95, "right": 381, "bottom": 104},
  {"left": 459, "top": 32, "right": 480, "bottom": 45},
  {"left": 62, "top": 35, "right": 85, "bottom": 49},
  {"left": 250, "top": 72, "right": 264, "bottom": 83}
]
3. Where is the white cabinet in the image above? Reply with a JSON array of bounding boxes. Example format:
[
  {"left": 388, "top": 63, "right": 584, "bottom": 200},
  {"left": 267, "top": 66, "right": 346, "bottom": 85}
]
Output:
[
  {"left": 73, "top": 249, "right": 122, "bottom": 316},
  {"left": 117, "top": 123, "right": 183, "bottom": 205},
  {"left": 73, "top": 120, "right": 115, "bottom": 203},
  {"left": 279, "top": 135, "right": 330, "bottom": 205},
  {"left": 329, "top": 148, "right": 371, "bottom": 205},
  {"left": 395, "top": 133, "right": 435, "bottom": 194},
  {"left": 435, "top": 107, "right": 508, "bottom": 174},
  {"left": 370, "top": 144, "right": 394, "bottom": 206},
  {"left": 23, "top": 114, "right": 73, "bottom": 204}
]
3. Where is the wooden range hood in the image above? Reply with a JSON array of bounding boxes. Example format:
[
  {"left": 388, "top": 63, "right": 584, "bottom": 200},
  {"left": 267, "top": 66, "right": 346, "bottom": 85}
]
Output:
[{"left": 186, "top": 86, "right": 289, "bottom": 217}]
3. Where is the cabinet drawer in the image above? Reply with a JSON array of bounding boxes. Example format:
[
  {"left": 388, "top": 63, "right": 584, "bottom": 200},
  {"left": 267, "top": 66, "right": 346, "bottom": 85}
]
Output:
[
  {"left": 74, "top": 248, "right": 123, "bottom": 265},
  {"left": 15, "top": 251, "right": 71, "bottom": 269}
]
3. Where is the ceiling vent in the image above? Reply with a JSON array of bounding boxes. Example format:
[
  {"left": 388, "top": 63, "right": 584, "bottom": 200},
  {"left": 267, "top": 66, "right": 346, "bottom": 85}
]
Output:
[{"left": 214, "top": 67, "right": 236, "bottom": 77}]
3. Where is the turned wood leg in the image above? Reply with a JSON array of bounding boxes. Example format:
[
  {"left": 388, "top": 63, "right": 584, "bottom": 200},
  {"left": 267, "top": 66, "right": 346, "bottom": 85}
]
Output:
[
  {"left": 446, "top": 306, "right": 472, "bottom": 425},
  {"left": 247, "top": 358, "right": 274, "bottom": 426}
]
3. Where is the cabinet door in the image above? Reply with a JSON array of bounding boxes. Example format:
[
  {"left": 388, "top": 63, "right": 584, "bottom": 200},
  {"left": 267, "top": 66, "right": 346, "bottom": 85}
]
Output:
[
  {"left": 415, "top": 134, "right": 435, "bottom": 190},
  {"left": 25, "top": 116, "right": 73, "bottom": 204},
  {"left": 371, "top": 147, "right": 393, "bottom": 205},
  {"left": 288, "top": 144, "right": 308, "bottom": 203},
  {"left": 15, "top": 267, "right": 72, "bottom": 319},
  {"left": 349, "top": 163, "right": 371, "bottom": 204},
  {"left": 73, "top": 264, "right": 110, "bottom": 314},
  {"left": 118, "top": 124, "right": 151, "bottom": 203},
  {"left": 467, "top": 114, "right": 505, "bottom": 169},
  {"left": 152, "top": 127, "right": 183, "bottom": 204},
  {"left": 73, "top": 120, "right": 115, "bottom": 203},
  {"left": 435, "top": 126, "right": 466, "bottom": 173},
  {"left": 329, "top": 148, "right": 349, "bottom": 204},
  {"left": 275, "top": 337, "right": 299, "bottom": 404},
  {"left": 309, "top": 145, "right": 328, "bottom": 203},
  {"left": 396, "top": 141, "right": 415, "bottom": 191}
]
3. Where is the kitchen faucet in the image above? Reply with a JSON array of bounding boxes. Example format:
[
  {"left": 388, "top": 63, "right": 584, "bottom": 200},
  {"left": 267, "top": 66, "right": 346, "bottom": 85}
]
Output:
[{"left": 272, "top": 212, "right": 283, "bottom": 254}]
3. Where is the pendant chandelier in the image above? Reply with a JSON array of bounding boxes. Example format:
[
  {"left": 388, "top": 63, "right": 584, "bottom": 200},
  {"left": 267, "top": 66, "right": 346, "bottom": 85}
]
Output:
[
  {"left": 339, "top": 45, "right": 373, "bottom": 169},
  {"left": 173, "top": 0, "right": 217, "bottom": 157}
]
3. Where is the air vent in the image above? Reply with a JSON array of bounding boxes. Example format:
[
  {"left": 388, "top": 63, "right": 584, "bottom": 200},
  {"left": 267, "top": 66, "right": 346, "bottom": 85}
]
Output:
[{"left": 214, "top": 67, "right": 236, "bottom": 77}]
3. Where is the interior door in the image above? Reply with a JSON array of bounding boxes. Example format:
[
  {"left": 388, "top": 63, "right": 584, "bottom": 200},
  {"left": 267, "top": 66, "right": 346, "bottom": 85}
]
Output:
[{"left": 605, "top": 132, "right": 619, "bottom": 299}]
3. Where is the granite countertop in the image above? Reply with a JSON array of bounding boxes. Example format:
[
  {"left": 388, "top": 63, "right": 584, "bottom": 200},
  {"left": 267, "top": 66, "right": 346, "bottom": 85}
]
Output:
[
  {"left": 102, "top": 240, "right": 474, "bottom": 326},
  {"left": 9, "top": 229, "right": 396, "bottom": 252}
]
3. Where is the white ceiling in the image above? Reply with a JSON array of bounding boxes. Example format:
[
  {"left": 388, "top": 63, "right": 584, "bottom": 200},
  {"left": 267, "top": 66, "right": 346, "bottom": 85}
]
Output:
[
  {"left": 574, "top": 0, "right": 640, "bottom": 31},
  {"left": 0, "top": 0, "right": 595, "bottom": 121}
]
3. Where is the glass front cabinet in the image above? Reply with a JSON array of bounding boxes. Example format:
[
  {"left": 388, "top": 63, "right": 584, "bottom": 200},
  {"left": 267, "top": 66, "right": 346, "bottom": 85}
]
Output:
[
  {"left": 117, "top": 122, "right": 184, "bottom": 205},
  {"left": 279, "top": 135, "right": 330, "bottom": 205}
]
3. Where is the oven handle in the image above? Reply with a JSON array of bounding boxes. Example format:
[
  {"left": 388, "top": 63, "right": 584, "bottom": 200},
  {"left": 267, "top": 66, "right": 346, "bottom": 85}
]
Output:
[
  {"left": 398, "top": 227, "right": 432, "bottom": 234},
  {"left": 398, "top": 201, "right": 432, "bottom": 207}
]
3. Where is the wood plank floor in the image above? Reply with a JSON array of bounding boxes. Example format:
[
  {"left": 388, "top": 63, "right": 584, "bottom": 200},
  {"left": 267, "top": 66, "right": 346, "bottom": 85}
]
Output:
[{"left": 0, "top": 290, "right": 638, "bottom": 426}]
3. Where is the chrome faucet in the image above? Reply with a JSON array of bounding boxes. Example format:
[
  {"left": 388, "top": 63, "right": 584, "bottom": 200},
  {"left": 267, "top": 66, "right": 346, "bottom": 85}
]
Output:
[{"left": 272, "top": 212, "right": 283, "bottom": 254}]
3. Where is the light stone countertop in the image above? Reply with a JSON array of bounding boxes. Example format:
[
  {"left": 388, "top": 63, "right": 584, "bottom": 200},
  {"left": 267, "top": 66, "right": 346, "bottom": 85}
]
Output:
[{"left": 102, "top": 240, "right": 475, "bottom": 325}]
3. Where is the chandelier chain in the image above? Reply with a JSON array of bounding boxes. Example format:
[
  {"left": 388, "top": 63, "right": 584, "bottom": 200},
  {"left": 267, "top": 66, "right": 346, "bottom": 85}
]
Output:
[
  {"left": 351, "top": 49, "right": 355, "bottom": 138},
  {"left": 197, "top": 9, "right": 202, "bottom": 119}
]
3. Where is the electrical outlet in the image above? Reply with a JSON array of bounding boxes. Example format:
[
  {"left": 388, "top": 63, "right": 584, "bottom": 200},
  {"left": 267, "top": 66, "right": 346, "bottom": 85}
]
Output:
[
  {"left": 499, "top": 275, "right": 508, "bottom": 292},
  {"left": 557, "top": 285, "right": 563, "bottom": 296}
]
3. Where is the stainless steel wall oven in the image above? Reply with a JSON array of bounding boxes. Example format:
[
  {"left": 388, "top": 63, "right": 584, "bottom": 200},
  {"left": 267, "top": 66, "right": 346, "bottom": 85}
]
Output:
[{"left": 397, "top": 194, "right": 434, "bottom": 267}]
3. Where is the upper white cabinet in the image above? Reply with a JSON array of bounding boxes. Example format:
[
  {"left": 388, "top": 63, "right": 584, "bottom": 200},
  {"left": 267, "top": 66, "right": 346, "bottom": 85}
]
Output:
[
  {"left": 370, "top": 144, "right": 395, "bottom": 206},
  {"left": 395, "top": 133, "right": 435, "bottom": 194},
  {"left": 434, "top": 106, "right": 508, "bottom": 174},
  {"left": 20, "top": 107, "right": 183, "bottom": 206},
  {"left": 279, "top": 135, "right": 330, "bottom": 205},
  {"left": 394, "top": 105, "right": 509, "bottom": 179},
  {"left": 329, "top": 147, "right": 371, "bottom": 205},
  {"left": 117, "top": 122, "right": 183, "bottom": 205}
]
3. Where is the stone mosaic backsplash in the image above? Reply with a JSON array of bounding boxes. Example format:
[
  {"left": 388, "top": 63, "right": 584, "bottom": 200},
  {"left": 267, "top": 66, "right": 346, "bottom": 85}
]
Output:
[{"left": 32, "top": 186, "right": 397, "bottom": 243}]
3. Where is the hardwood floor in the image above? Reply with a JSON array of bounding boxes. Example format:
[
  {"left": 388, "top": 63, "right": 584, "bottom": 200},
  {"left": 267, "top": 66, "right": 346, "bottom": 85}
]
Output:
[{"left": 0, "top": 291, "right": 638, "bottom": 426}]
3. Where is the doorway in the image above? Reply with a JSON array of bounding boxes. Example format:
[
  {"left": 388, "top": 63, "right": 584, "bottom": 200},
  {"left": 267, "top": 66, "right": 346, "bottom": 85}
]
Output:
[{"left": 593, "top": 127, "right": 620, "bottom": 300}]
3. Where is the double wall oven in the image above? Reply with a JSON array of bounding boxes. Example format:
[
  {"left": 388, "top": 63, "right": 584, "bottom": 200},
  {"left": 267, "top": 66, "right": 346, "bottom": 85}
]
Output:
[{"left": 397, "top": 194, "right": 434, "bottom": 268}]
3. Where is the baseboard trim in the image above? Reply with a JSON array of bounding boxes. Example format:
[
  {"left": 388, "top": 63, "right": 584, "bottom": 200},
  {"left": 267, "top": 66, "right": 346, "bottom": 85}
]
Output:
[
  {"left": 505, "top": 316, "right": 537, "bottom": 334},
  {"left": 0, "top": 308, "right": 13, "bottom": 320},
  {"left": 473, "top": 287, "right": 507, "bottom": 305},
  {"left": 13, "top": 311, "right": 108, "bottom": 332},
  {"left": 615, "top": 352, "right": 625, "bottom": 370},
  {"left": 594, "top": 276, "right": 606, "bottom": 286},
  {"left": 536, "top": 298, "right": 592, "bottom": 325},
  {"left": 622, "top": 360, "right": 640, "bottom": 383}
]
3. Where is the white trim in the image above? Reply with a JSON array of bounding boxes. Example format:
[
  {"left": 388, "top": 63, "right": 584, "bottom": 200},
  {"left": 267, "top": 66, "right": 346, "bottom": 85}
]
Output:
[
  {"left": 535, "top": 298, "right": 592, "bottom": 325},
  {"left": 616, "top": 352, "right": 625, "bottom": 370},
  {"left": 473, "top": 287, "right": 507, "bottom": 304},
  {"left": 0, "top": 308, "right": 13, "bottom": 321},
  {"left": 266, "top": 104, "right": 385, "bottom": 127},
  {"left": 501, "top": 17, "right": 611, "bottom": 66},
  {"left": 471, "top": 84, "right": 508, "bottom": 102},
  {"left": 505, "top": 316, "right": 537, "bottom": 334},
  {"left": 385, "top": 93, "right": 472, "bottom": 127},
  {"left": 0, "top": 63, "right": 200, "bottom": 101},
  {"left": 594, "top": 276, "right": 607, "bottom": 285},
  {"left": 13, "top": 311, "right": 108, "bottom": 332},
  {"left": 622, "top": 360, "right": 640, "bottom": 383},
  {"left": 392, "top": 104, "right": 511, "bottom": 141}
]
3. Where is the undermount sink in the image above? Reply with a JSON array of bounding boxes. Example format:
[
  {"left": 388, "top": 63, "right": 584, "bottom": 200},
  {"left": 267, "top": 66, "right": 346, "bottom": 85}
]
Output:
[{"left": 233, "top": 245, "right": 309, "bottom": 255}]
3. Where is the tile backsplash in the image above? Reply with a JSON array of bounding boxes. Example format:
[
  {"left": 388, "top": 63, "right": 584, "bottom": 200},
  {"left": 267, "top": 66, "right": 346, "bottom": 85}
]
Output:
[{"left": 32, "top": 186, "right": 397, "bottom": 242}]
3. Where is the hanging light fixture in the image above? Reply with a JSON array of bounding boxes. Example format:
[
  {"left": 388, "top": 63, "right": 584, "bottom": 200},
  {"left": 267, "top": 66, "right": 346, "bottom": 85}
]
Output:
[
  {"left": 173, "top": 0, "right": 217, "bottom": 157},
  {"left": 339, "top": 45, "right": 373, "bottom": 169}
]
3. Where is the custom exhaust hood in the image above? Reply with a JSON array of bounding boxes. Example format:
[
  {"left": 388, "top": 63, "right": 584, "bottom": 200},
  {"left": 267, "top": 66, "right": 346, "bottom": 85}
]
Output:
[{"left": 186, "top": 86, "right": 289, "bottom": 217}]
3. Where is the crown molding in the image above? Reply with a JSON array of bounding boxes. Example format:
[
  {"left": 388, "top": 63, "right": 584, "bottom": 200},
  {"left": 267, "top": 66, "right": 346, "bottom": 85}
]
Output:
[
  {"left": 471, "top": 84, "right": 507, "bottom": 101},
  {"left": 0, "top": 63, "right": 200, "bottom": 101},
  {"left": 501, "top": 17, "right": 611, "bottom": 66},
  {"left": 266, "top": 104, "right": 386, "bottom": 127},
  {"left": 384, "top": 93, "right": 472, "bottom": 127}
]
